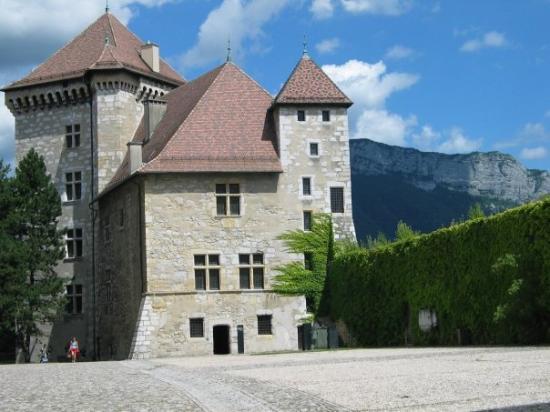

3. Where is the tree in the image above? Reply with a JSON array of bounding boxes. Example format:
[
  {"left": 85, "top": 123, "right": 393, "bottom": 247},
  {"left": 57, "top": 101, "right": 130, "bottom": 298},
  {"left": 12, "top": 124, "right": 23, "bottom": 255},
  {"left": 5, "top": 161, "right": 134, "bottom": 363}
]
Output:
[
  {"left": 365, "top": 232, "right": 390, "bottom": 250},
  {"left": 273, "top": 214, "right": 334, "bottom": 314},
  {"left": 395, "top": 220, "right": 419, "bottom": 242},
  {"left": 468, "top": 203, "right": 485, "bottom": 220},
  {"left": 0, "top": 150, "right": 65, "bottom": 362}
]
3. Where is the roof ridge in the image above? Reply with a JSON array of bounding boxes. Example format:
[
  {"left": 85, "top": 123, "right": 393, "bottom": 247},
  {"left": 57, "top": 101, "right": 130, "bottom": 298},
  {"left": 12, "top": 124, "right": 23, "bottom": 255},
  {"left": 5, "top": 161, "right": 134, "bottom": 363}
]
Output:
[
  {"left": 227, "top": 62, "right": 273, "bottom": 99},
  {"left": 274, "top": 55, "right": 304, "bottom": 102},
  {"left": 143, "top": 64, "right": 225, "bottom": 166},
  {"left": 106, "top": 13, "right": 118, "bottom": 46}
]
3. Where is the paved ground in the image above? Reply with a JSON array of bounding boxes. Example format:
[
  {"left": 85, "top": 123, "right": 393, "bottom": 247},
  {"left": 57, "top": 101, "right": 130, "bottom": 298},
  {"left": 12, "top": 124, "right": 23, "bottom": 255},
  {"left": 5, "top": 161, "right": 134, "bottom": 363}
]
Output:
[{"left": 0, "top": 347, "right": 549, "bottom": 411}]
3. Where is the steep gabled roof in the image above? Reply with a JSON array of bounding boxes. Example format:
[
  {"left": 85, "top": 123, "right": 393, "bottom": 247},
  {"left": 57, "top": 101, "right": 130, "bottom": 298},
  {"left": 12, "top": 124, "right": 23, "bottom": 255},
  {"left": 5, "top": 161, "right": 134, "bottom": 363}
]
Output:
[
  {"left": 4, "top": 12, "right": 183, "bottom": 90},
  {"left": 275, "top": 55, "right": 352, "bottom": 107},
  {"left": 101, "top": 62, "right": 281, "bottom": 196},
  {"left": 141, "top": 62, "right": 281, "bottom": 173}
]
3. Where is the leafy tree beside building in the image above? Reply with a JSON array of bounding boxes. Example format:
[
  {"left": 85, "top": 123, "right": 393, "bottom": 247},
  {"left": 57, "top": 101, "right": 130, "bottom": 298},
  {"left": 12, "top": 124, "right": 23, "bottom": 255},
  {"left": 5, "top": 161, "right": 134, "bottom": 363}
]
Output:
[{"left": 0, "top": 150, "right": 66, "bottom": 362}]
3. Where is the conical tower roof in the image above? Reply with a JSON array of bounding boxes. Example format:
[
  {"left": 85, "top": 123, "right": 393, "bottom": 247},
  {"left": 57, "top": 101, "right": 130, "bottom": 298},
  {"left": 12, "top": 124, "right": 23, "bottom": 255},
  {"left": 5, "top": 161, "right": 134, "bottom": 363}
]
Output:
[
  {"left": 275, "top": 55, "right": 352, "bottom": 107},
  {"left": 4, "top": 12, "right": 183, "bottom": 90}
]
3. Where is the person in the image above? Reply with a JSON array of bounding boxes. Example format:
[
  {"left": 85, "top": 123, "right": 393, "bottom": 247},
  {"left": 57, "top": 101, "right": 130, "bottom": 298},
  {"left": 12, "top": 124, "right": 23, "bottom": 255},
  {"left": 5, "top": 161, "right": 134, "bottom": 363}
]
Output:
[
  {"left": 39, "top": 345, "right": 48, "bottom": 363},
  {"left": 68, "top": 337, "right": 80, "bottom": 363}
]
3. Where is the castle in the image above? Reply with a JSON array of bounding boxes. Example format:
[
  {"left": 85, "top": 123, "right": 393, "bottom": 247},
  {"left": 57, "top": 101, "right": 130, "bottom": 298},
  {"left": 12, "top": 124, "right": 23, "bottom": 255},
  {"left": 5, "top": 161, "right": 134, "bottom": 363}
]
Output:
[{"left": 2, "top": 11, "right": 355, "bottom": 361}]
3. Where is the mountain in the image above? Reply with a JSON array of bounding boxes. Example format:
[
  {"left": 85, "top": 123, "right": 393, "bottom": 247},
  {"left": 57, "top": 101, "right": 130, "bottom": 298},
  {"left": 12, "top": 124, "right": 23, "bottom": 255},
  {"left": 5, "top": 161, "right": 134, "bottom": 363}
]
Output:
[{"left": 350, "top": 139, "right": 550, "bottom": 241}]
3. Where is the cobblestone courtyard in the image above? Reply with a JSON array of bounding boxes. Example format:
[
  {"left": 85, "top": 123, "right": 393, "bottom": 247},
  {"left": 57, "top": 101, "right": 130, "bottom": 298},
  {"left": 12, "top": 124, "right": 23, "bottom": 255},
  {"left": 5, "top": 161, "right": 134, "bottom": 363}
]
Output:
[{"left": 1, "top": 347, "right": 549, "bottom": 411}]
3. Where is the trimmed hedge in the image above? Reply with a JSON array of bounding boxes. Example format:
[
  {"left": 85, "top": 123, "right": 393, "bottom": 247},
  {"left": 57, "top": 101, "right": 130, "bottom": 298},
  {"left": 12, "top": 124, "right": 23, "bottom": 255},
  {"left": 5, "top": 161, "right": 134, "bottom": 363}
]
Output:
[{"left": 326, "top": 198, "right": 550, "bottom": 345}]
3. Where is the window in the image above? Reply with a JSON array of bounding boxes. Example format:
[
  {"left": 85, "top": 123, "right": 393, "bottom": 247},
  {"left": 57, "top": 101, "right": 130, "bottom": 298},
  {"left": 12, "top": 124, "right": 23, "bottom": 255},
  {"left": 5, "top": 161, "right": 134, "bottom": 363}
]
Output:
[
  {"left": 104, "top": 215, "right": 111, "bottom": 243},
  {"left": 302, "top": 177, "right": 311, "bottom": 196},
  {"left": 65, "top": 124, "right": 81, "bottom": 148},
  {"left": 65, "top": 171, "right": 82, "bottom": 201},
  {"left": 304, "top": 252, "right": 314, "bottom": 271},
  {"left": 309, "top": 142, "right": 319, "bottom": 157},
  {"left": 257, "top": 315, "right": 272, "bottom": 335},
  {"left": 119, "top": 209, "right": 124, "bottom": 227},
  {"left": 66, "top": 284, "right": 83, "bottom": 314},
  {"left": 297, "top": 110, "right": 306, "bottom": 122},
  {"left": 239, "top": 253, "right": 264, "bottom": 289},
  {"left": 194, "top": 254, "right": 221, "bottom": 290},
  {"left": 303, "top": 211, "right": 312, "bottom": 231},
  {"left": 189, "top": 318, "right": 204, "bottom": 337},
  {"left": 216, "top": 184, "right": 240, "bottom": 216},
  {"left": 66, "top": 228, "right": 83, "bottom": 258},
  {"left": 330, "top": 187, "right": 345, "bottom": 213},
  {"left": 322, "top": 110, "right": 330, "bottom": 122}
]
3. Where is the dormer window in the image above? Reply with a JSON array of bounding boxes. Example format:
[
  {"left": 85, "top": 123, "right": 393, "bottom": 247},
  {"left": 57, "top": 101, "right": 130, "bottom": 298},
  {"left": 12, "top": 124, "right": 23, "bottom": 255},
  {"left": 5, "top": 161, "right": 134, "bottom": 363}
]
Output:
[
  {"left": 297, "top": 110, "right": 306, "bottom": 122},
  {"left": 322, "top": 110, "right": 330, "bottom": 122}
]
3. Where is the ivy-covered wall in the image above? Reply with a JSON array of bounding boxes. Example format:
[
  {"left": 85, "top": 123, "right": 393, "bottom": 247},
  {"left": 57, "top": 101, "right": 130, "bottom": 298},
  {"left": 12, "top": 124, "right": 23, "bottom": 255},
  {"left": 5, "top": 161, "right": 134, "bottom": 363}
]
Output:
[{"left": 326, "top": 199, "right": 550, "bottom": 346}]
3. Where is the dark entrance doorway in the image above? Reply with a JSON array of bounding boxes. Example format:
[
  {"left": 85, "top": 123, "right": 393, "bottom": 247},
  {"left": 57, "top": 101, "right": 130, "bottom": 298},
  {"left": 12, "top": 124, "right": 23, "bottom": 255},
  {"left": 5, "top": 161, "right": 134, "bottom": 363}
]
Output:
[{"left": 213, "top": 325, "right": 230, "bottom": 354}]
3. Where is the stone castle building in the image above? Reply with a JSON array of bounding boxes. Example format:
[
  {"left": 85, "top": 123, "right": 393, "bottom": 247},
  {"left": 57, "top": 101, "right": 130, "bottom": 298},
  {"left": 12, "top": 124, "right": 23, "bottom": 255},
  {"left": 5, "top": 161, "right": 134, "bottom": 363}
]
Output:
[{"left": 3, "top": 11, "right": 355, "bottom": 361}]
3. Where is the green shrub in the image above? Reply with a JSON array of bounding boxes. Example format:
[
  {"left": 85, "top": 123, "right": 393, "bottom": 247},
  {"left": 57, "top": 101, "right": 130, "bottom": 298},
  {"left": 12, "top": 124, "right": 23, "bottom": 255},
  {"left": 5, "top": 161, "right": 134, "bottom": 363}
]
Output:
[{"left": 327, "top": 198, "right": 550, "bottom": 346}]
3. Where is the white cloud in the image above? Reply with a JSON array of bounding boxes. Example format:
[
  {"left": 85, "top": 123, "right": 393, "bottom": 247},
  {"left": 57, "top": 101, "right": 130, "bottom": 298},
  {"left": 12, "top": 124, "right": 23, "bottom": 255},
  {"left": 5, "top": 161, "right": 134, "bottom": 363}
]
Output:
[
  {"left": 520, "top": 147, "right": 548, "bottom": 160},
  {"left": 460, "top": 31, "right": 507, "bottom": 53},
  {"left": 315, "top": 38, "right": 340, "bottom": 54},
  {"left": 180, "top": 0, "right": 289, "bottom": 69},
  {"left": 0, "top": 0, "right": 175, "bottom": 69},
  {"left": 385, "top": 45, "right": 415, "bottom": 60},
  {"left": 340, "top": 0, "right": 412, "bottom": 15},
  {"left": 310, "top": 0, "right": 334, "bottom": 19},
  {"left": 438, "top": 128, "right": 482, "bottom": 153},
  {"left": 495, "top": 122, "right": 550, "bottom": 150},
  {"left": 356, "top": 110, "right": 416, "bottom": 145},
  {"left": 323, "top": 60, "right": 419, "bottom": 109},
  {"left": 322, "top": 59, "right": 418, "bottom": 143},
  {"left": 0, "top": 92, "right": 15, "bottom": 167},
  {"left": 411, "top": 125, "right": 441, "bottom": 151}
]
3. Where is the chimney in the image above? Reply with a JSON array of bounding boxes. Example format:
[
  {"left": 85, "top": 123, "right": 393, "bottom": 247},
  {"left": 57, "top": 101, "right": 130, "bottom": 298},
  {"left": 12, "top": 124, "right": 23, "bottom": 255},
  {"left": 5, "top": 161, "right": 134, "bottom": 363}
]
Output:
[
  {"left": 143, "top": 99, "right": 167, "bottom": 143},
  {"left": 141, "top": 41, "right": 160, "bottom": 72},
  {"left": 128, "top": 142, "right": 143, "bottom": 175}
]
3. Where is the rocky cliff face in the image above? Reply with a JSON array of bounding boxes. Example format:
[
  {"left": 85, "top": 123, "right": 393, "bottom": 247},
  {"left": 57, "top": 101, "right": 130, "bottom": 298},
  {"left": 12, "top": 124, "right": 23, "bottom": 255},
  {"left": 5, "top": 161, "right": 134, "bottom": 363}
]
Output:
[{"left": 350, "top": 139, "right": 550, "bottom": 203}]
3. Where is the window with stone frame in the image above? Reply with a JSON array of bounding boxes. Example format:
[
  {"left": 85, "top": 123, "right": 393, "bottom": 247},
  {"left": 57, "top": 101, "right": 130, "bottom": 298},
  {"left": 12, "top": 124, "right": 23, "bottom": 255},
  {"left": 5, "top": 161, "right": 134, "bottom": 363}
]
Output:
[
  {"left": 302, "top": 177, "right": 312, "bottom": 196},
  {"left": 65, "top": 124, "right": 81, "bottom": 148},
  {"left": 189, "top": 318, "right": 204, "bottom": 337},
  {"left": 104, "top": 215, "right": 111, "bottom": 243},
  {"left": 303, "top": 211, "right": 312, "bottom": 231},
  {"left": 239, "top": 253, "right": 264, "bottom": 289},
  {"left": 322, "top": 110, "right": 331, "bottom": 122},
  {"left": 66, "top": 284, "right": 83, "bottom": 314},
  {"left": 257, "top": 315, "right": 272, "bottom": 335},
  {"left": 216, "top": 184, "right": 241, "bottom": 216},
  {"left": 309, "top": 142, "right": 319, "bottom": 157},
  {"left": 66, "top": 228, "right": 83, "bottom": 258},
  {"left": 297, "top": 110, "right": 306, "bottom": 122},
  {"left": 330, "top": 187, "right": 345, "bottom": 213},
  {"left": 194, "top": 254, "right": 221, "bottom": 290},
  {"left": 65, "top": 171, "right": 82, "bottom": 201}
]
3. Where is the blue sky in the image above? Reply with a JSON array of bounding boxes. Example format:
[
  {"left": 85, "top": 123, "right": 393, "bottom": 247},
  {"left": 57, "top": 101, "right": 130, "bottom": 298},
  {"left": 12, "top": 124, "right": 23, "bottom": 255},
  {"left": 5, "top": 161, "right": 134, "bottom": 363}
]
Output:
[{"left": 1, "top": 0, "right": 549, "bottom": 169}]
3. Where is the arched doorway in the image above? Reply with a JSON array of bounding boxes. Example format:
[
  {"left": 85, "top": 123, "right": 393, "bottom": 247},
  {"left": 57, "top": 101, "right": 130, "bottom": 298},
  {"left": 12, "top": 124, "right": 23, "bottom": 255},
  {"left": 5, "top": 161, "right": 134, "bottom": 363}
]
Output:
[{"left": 213, "top": 325, "right": 230, "bottom": 354}]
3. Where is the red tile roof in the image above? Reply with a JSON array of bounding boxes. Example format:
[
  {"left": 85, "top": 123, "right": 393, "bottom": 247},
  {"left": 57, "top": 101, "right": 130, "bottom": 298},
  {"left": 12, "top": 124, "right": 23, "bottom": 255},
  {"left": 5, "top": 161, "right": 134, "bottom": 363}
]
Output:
[
  {"left": 275, "top": 55, "right": 352, "bottom": 106},
  {"left": 4, "top": 13, "right": 183, "bottom": 90},
  {"left": 140, "top": 62, "right": 281, "bottom": 173},
  {"left": 101, "top": 62, "right": 281, "bottom": 196}
]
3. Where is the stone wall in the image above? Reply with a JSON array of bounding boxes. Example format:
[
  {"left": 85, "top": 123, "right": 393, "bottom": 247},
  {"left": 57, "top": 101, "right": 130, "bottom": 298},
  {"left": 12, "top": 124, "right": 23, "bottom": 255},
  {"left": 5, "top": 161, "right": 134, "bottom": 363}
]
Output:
[{"left": 275, "top": 106, "right": 356, "bottom": 240}]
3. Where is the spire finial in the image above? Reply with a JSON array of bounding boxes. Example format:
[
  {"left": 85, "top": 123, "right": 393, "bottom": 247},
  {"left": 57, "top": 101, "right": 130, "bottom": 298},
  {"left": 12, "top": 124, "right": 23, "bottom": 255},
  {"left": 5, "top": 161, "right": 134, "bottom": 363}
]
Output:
[
  {"left": 302, "top": 34, "right": 308, "bottom": 57},
  {"left": 105, "top": 0, "right": 110, "bottom": 13},
  {"left": 226, "top": 38, "right": 232, "bottom": 62}
]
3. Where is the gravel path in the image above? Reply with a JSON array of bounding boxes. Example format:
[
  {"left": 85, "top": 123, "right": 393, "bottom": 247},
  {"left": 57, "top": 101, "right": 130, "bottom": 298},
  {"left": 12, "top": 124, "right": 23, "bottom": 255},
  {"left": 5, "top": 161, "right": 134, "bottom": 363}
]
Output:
[{"left": 1, "top": 347, "right": 549, "bottom": 411}]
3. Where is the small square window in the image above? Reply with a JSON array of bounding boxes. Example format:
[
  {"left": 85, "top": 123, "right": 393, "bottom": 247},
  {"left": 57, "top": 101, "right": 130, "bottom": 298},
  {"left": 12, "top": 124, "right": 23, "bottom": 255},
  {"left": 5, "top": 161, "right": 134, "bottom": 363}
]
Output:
[
  {"left": 303, "top": 211, "right": 312, "bottom": 231},
  {"left": 194, "top": 255, "right": 206, "bottom": 266},
  {"left": 309, "top": 142, "right": 319, "bottom": 157},
  {"left": 252, "top": 254, "right": 263, "bottom": 265},
  {"left": 257, "top": 315, "right": 272, "bottom": 335},
  {"left": 189, "top": 318, "right": 204, "bottom": 338},
  {"left": 302, "top": 177, "right": 311, "bottom": 196},
  {"left": 322, "top": 110, "right": 330, "bottom": 122},
  {"left": 239, "top": 254, "right": 250, "bottom": 265},
  {"left": 297, "top": 110, "right": 306, "bottom": 122}
]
